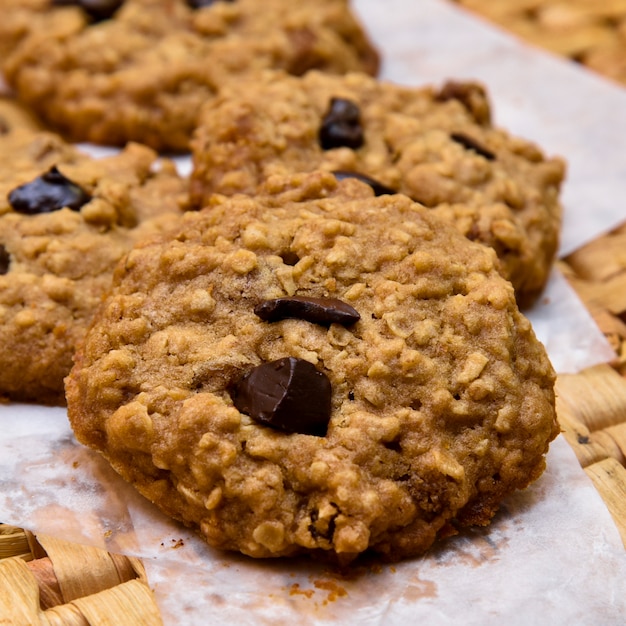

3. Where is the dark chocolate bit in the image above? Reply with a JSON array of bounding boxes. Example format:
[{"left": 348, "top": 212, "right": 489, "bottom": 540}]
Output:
[
  {"left": 8, "top": 166, "right": 91, "bottom": 215},
  {"left": 233, "top": 357, "right": 332, "bottom": 436},
  {"left": 0, "top": 245, "right": 10, "bottom": 275},
  {"left": 319, "top": 97, "right": 364, "bottom": 150},
  {"left": 186, "top": 0, "right": 235, "bottom": 6},
  {"left": 332, "top": 170, "right": 396, "bottom": 197},
  {"left": 450, "top": 132, "right": 495, "bottom": 161},
  {"left": 254, "top": 296, "right": 360, "bottom": 327},
  {"left": 0, "top": 117, "right": 8, "bottom": 135},
  {"left": 52, "top": 0, "right": 124, "bottom": 21}
]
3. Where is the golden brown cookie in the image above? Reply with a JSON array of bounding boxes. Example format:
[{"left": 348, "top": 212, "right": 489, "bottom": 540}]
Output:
[
  {"left": 67, "top": 171, "right": 558, "bottom": 563},
  {"left": 0, "top": 97, "right": 42, "bottom": 134},
  {"left": 1, "top": 0, "right": 379, "bottom": 152},
  {"left": 0, "top": 129, "right": 187, "bottom": 405},
  {"left": 189, "top": 70, "right": 565, "bottom": 307}
]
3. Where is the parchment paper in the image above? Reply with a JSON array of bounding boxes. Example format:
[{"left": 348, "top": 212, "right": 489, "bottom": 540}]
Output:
[{"left": 2, "top": 0, "right": 626, "bottom": 624}]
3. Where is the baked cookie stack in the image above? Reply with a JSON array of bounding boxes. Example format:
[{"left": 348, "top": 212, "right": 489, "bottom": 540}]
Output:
[{"left": 1, "top": 0, "right": 561, "bottom": 563}]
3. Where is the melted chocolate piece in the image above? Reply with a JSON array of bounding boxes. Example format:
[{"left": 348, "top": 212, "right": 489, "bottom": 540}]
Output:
[
  {"left": 52, "top": 0, "right": 124, "bottom": 21},
  {"left": 319, "top": 98, "right": 364, "bottom": 150},
  {"left": 450, "top": 132, "right": 495, "bottom": 161},
  {"left": 0, "top": 245, "right": 10, "bottom": 275},
  {"left": 332, "top": 170, "right": 396, "bottom": 197},
  {"left": 233, "top": 357, "right": 332, "bottom": 436},
  {"left": 187, "top": 0, "right": 235, "bottom": 6},
  {"left": 8, "top": 166, "right": 91, "bottom": 215},
  {"left": 255, "top": 295, "right": 360, "bottom": 327}
]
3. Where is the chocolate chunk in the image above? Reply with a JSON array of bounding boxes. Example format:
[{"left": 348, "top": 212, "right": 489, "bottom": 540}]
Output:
[
  {"left": 0, "top": 245, "right": 10, "bottom": 275},
  {"left": 332, "top": 171, "right": 396, "bottom": 196},
  {"left": 450, "top": 132, "right": 495, "bottom": 161},
  {"left": 8, "top": 166, "right": 91, "bottom": 215},
  {"left": 186, "top": 0, "right": 235, "bottom": 6},
  {"left": 52, "top": 0, "right": 124, "bottom": 21},
  {"left": 0, "top": 117, "right": 8, "bottom": 135},
  {"left": 254, "top": 296, "right": 360, "bottom": 326},
  {"left": 319, "top": 98, "right": 364, "bottom": 150},
  {"left": 233, "top": 357, "right": 332, "bottom": 436}
]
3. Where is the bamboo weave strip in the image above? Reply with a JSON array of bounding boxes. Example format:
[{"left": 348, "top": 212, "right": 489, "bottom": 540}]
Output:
[
  {"left": 557, "top": 222, "right": 626, "bottom": 547},
  {"left": 0, "top": 525, "right": 163, "bottom": 625}
]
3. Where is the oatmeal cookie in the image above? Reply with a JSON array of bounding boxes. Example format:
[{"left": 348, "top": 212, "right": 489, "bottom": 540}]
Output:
[
  {"left": 0, "top": 97, "right": 42, "bottom": 133},
  {"left": 190, "top": 70, "right": 565, "bottom": 307},
  {"left": 0, "top": 0, "right": 379, "bottom": 152},
  {"left": 66, "top": 171, "right": 558, "bottom": 563},
  {"left": 0, "top": 129, "right": 187, "bottom": 405}
]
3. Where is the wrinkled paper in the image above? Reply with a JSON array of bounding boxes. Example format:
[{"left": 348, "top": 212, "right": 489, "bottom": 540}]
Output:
[{"left": 2, "top": 0, "right": 626, "bottom": 623}]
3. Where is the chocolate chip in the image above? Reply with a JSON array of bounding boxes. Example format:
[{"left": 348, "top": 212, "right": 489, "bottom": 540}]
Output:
[
  {"left": 254, "top": 296, "right": 360, "bottom": 327},
  {"left": 0, "top": 117, "right": 9, "bottom": 135},
  {"left": 319, "top": 98, "right": 364, "bottom": 150},
  {"left": 332, "top": 170, "right": 396, "bottom": 196},
  {"left": 450, "top": 132, "right": 495, "bottom": 161},
  {"left": 186, "top": 0, "right": 234, "bottom": 6},
  {"left": 52, "top": 0, "right": 124, "bottom": 21},
  {"left": 232, "top": 357, "right": 332, "bottom": 436},
  {"left": 8, "top": 166, "right": 91, "bottom": 215},
  {"left": 0, "top": 245, "right": 10, "bottom": 275}
]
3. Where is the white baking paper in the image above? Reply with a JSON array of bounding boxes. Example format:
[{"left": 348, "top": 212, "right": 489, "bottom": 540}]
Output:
[
  {"left": 354, "top": 0, "right": 626, "bottom": 258},
  {"left": 1, "top": 411, "right": 624, "bottom": 625},
  {"left": 1, "top": 0, "right": 626, "bottom": 624}
]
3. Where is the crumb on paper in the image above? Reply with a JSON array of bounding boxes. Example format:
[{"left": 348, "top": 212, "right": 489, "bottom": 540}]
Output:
[
  {"left": 313, "top": 579, "right": 349, "bottom": 603},
  {"left": 288, "top": 583, "right": 315, "bottom": 599}
]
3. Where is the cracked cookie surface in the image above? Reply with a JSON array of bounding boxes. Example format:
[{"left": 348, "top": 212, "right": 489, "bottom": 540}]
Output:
[
  {"left": 67, "top": 171, "right": 558, "bottom": 562},
  {"left": 1, "top": 0, "right": 378, "bottom": 151},
  {"left": 190, "top": 70, "right": 565, "bottom": 307},
  {"left": 0, "top": 129, "right": 186, "bottom": 404}
]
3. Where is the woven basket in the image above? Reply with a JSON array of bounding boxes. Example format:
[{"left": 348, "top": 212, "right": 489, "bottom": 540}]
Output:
[
  {"left": 0, "top": 524, "right": 163, "bottom": 625},
  {"left": 449, "top": 0, "right": 626, "bottom": 86},
  {"left": 1, "top": 3, "right": 625, "bottom": 623},
  {"left": 558, "top": 222, "right": 626, "bottom": 547}
]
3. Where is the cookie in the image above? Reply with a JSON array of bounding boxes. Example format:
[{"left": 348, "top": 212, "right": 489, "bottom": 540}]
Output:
[
  {"left": 0, "top": 97, "right": 42, "bottom": 134},
  {"left": 189, "top": 70, "right": 566, "bottom": 308},
  {"left": 1, "top": 0, "right": 379, "bottom": 152},
  {"left": 66, "top": 171, "right": 558, "bottom": 563},
  {"left": 0, "top": 129, "right": 187, "bottom": 405}
]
